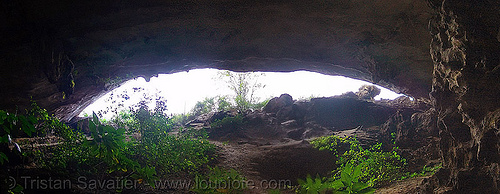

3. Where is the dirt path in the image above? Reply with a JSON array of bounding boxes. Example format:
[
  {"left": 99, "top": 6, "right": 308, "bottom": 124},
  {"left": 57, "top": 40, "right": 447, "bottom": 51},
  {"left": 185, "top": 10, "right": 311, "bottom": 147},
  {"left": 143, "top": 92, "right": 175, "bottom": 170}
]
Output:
[
  {"left": 212, "top": 139, "right": 336, "bottom": 193},
  {"left": 211, "top": 139, "right": 430, "bottom": 194}
]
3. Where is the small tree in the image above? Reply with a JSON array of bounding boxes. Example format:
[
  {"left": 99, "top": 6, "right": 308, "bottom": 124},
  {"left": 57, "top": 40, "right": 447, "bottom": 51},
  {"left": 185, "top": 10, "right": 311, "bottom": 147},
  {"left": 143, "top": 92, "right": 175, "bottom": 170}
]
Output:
[
  {"left": 217, "top": 71, "right": 265, "bottom": 112},
  {"left": 190, "top": 96, "right": 232, "bottom": 117}
]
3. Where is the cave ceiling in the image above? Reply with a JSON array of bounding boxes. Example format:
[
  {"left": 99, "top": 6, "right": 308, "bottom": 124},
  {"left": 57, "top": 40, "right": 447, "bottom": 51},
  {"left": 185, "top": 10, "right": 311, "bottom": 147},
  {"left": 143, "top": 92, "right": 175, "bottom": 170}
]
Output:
[{"left": 0, "top": 0, "right": 434, "bottom": 121}]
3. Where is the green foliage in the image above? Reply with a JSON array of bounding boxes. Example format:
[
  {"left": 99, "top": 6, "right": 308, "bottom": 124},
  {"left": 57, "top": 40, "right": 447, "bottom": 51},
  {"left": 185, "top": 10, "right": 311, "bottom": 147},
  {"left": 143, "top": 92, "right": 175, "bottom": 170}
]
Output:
[
  {"left": 1, "top": 102, "right": 81, "bottom": 193},
  {"left": 93, "top": 93, "right": 216, "bottom": 177},
  {"left": 26, "top": 102, "right": 86, "bottom": 172},
  {"left": 117, "top": 104, "right": 216, "bottom": 177},
  {"left": 0, "top": 152, "right": 7, "bottom": 165},
  {"left": 252, "top": 98, "right": 271, "bottom": 110},
  {"left": 0, "top": 109, "right": 35, "bottom": 194},
  {"left": 30, "top": 110, "right": 158, "bottom": 188},
  {"left": 310, "top": 135, "right": 354, "bottom": 157},
  {"left": 191, "top": 96, "right": 232, "bottom": 117},
  {"left": 297, "top": 175, "right": 334, "bottom": 194},
  {"left": 210, "top": 114, "right": 245, "bottom": 135},
  {"left": 402, "top": 163, "right": 442, "bottom": 179},
  {"left": 298, "top": 163, "right": 375, "bottom": 194},
  {"left": 0, "top": 109, "right": 36, "bottom": 137},
  {"left": 7, "top": 185, "right": 24, "bottom": 194},
  {"left": 170, "top": 113, "right": 191, "bottom": 126},
  {"left": 330, "top": 163, "right": 376, "bottom": 194},
  {"left": 217, "top": 71, "right": 266, "bottom": 112},
  {"left": 85, "top": 112, "right": 145, "bottom": 175},
  {"left": 192, "top": 166, "right": 247, "bottom": 193},
  {"left": 311, "top": 135, "right": 407, "bottom": 187},
  {"left": 21, "top": 100, "right": 215, "bottom": 191},
  {"left": 0, "top": 96, "right": 217, "bottom": 193}
]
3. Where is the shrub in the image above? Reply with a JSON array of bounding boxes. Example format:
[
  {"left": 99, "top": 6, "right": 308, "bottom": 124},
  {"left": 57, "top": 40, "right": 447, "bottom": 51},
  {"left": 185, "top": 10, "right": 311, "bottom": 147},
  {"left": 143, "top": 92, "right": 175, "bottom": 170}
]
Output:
[
  {"left": 311, "top": 135, "right": 407, "bottom": 187},
  {"left": 23, "top": 101, "right": 216, "bottom": 191},
  {"left": 170, "top": 113, "right": 191, "bottom": 126},
  {"left": 191, "top": 96, "right": 233, "bottom": 117},
  {"left": 298, "top": 163, "right": 375, "bottom": 194},
  {"left": 217, "top": 71, "right": 265, "bottom": 112},
  {"left": 210, "top": 114, "right": 245, "bottom": 135},
  {"left": 403, "top": 163, "right": 442, "bottom": 179},
  {"left": 125, "top": 105, "right": 216, "bottom": 176}
]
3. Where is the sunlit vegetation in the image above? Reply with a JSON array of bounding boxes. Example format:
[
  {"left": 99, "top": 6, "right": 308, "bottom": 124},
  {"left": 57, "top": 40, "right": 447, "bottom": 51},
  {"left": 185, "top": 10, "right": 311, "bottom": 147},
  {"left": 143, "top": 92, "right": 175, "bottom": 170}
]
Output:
[
  {"left": 0, "top": 71, "right": 272, "bottom": 193},
  {"left": 0, "top": 70, "right": 418, "bottom": 193},
  {"left": 299, "top": 135, "right": 442, "bottom": 193},
  {"left": 0, "top": 101, "right": 217, "bottom": 193},
  {"left": 297, "top": 162, "right": 376, "bottom": 194},
  {"left": 310, "top": 136, "right": 406, "bottom": 187}
]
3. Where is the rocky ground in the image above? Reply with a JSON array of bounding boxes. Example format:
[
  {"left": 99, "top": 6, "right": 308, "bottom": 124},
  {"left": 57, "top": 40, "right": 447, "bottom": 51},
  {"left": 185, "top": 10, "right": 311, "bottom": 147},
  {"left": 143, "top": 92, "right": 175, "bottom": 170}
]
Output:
[
  {"left": 186, "top": 93, "right": 441, "bottom": 193},
  {"left": 8, "top": 93, "right": 440, "bottom": 193}
]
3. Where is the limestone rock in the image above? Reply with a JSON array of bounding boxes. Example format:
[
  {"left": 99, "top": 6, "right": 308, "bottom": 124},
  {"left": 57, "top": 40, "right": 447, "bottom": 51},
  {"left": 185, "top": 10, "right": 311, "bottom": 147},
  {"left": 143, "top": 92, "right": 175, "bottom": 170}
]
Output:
[
  {"left": 427, "top": 0, "right": 500, "bottom": 192},
  {"left": 263, "top": 94, "right": 293, "bottom": 113}
]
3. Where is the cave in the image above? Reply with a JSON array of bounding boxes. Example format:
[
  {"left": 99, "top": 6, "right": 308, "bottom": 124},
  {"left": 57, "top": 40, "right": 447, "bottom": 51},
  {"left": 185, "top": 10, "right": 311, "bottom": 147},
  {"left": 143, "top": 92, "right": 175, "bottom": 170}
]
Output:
[{"left": 1, "top": 0, "right": 499, "bottom": 193}]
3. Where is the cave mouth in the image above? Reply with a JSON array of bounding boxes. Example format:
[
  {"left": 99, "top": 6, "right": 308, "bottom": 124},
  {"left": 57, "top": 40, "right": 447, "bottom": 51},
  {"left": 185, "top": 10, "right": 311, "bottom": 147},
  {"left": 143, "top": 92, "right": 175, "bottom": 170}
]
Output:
[{"left": 80, "top": 68, "right": 405, "bottom": 118}]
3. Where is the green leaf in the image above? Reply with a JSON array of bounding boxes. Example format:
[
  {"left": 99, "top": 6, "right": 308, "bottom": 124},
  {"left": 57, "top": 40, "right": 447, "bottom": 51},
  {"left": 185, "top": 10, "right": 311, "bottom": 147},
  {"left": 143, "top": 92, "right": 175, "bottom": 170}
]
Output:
[
  {"left": 19, "top": 116, "right": 35, "bottom": 136},
  {"left": 11, "top": 184, "right": 24, "bottom": 192},
  {"left": 0, "top": 152, "right": 8, "bottom": 164},
  {"left": 340, "top": 167, "right": 353, "bottom": 187},
  {"left": 352, "top": 182, "right": 371, "bottom": 192},
  {"left": 329, "top": 179, "right": 345, "bottom": 190},
  {"left": 357, "top": 187, "right": 376, "bottom": 194},
  {"left": 92, "top": 112, "right": 101, "bottom": 126},
  {"left": 0, "top": 135, "right": 9, "bottom": 143},
  {"left": 352, "top": 163, "right": 364, "bottom": 182}
]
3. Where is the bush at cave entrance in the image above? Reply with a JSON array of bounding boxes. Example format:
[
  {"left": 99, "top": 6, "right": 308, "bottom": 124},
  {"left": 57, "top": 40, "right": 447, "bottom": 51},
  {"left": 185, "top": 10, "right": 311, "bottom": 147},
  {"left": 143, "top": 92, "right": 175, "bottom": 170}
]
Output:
[
  {"left": 217, "top": 70, "right": 267, "bottom": 112},
  {"left": 102, "top": 102, "right": 217, "bottom": 177},
  {"left": 311, "top": 135, "right": 407, "bottom": 187},
  {"left": 2, "top": 101, "right": 217, "bottom": 192}
]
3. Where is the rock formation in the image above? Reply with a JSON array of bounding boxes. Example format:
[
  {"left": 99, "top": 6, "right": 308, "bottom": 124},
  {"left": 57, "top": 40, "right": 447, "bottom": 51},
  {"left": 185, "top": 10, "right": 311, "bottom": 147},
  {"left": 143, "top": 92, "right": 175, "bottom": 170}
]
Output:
[
  {"left": 426, "top": 0, "right": 500, "bottom": 193},
  {"left": 0, "top": 0, "right": 499, "bottom": 192},
  {"left": 0, "top": 0, "right": 433, "bottom": 121}
]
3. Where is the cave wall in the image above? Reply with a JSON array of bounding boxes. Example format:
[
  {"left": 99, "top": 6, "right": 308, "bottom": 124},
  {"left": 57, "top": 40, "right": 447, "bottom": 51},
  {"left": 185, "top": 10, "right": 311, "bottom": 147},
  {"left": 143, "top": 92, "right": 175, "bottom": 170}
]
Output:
[
  {"left": 0, "top": 0, "right": 433, "bottom": 121},
  {"left": 428, "top": 0, "right": 500, "bottom": 192},
  {"left": 3, "top": 0, "right": 500, "bottom": 192}
]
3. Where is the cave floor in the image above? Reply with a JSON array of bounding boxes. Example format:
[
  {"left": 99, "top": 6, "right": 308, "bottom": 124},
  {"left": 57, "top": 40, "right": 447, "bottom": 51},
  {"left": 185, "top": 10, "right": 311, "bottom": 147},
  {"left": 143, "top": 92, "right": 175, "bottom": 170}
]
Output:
[{"left": 211, "top": 138, "right": 429, "bottom": 194}]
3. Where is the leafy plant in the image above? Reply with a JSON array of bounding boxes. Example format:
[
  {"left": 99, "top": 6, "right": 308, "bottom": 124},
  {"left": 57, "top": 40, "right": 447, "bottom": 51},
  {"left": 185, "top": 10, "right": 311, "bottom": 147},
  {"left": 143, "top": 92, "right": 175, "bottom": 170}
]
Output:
[
  {"left": 298, "top": 163, "right": 375, "bottom": 194},
  {"left": 311, "top": 135, "right": 407, "bottom": 187},
  {"left": 124, "top": 104, "right": 216, "bottom": 177},
  {"left": 210, "top": 114, "right": 245, "bottom": 135},
  {"left": 310, "top": 135, "right": 354, "bottom": 157},
  {"left": 217, "top": 71, "right": 266, "bottom": 112},
  {"left": 191, "top": 96, "right": 232, "bottom": 117},
  {"left": 192, "top": 166, "right": 247, "bottom": 193},
  {"left": 402, "top": 163, "right": 442, "bottom": 179},
  {"left": 0, "top": 109, "right": 36, "bottom": 194},
  {"left": 169, "top": 113, "right": 191, "bottom": 126},
  {"left": 85, "top": 112, "right": 133, "bottom": 172},
  {"left": 329, "top": 163, "right": 375, "bottom": 194},
  {"left": 1, "top": 102, "right": 86, "bottom": 193},
  {"left": 297, "top": 175, "right": 334, "bottom": 194},
  {"left": 5, "top": 98, "right": 217, "bottom": 192}
]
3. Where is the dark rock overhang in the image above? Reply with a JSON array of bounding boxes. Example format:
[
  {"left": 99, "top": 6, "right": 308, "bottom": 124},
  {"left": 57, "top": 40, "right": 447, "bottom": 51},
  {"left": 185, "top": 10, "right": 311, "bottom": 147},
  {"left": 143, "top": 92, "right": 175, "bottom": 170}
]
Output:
[{"left": 1, "top": 0, "right": 434, "bottom": 121}]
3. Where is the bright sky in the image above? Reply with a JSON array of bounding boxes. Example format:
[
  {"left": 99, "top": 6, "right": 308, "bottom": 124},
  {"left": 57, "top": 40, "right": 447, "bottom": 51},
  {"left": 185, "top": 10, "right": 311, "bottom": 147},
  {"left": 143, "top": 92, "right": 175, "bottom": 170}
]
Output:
[{"left": 80, "top": 69, "right": 404, "bottom": 117}]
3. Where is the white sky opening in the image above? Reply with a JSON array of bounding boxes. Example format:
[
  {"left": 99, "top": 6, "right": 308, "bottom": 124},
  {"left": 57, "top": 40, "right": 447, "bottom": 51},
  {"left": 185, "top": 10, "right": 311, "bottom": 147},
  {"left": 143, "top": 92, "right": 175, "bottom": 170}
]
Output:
[{"left": 80, "top": 68, "right": 406, "bottom": 118}]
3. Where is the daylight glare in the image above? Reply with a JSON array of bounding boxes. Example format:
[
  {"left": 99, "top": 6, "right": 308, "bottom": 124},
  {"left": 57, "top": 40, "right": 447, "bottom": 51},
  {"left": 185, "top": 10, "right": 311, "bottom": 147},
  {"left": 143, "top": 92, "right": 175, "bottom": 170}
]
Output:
[{"left": 80, "top": 69, "right": 404, "bottom": 117}]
